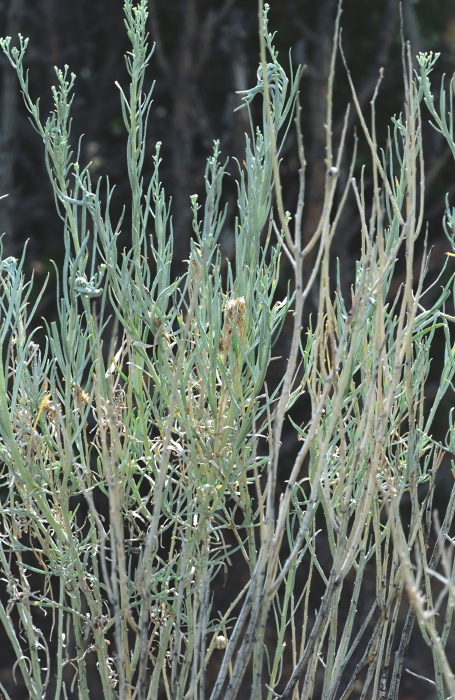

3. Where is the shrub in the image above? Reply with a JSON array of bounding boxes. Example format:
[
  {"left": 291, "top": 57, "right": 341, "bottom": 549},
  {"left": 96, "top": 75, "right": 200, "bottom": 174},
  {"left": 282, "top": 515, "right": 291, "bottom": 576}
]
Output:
[{"left": 0, "top": 1, "right": 455, "bottom": 698}]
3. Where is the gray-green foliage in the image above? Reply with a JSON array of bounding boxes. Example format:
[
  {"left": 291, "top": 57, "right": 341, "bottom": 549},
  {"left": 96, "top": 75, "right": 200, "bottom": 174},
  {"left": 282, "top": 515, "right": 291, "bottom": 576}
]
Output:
[{"left": 0, "top": 1, "right": 455, "bottom": 698}]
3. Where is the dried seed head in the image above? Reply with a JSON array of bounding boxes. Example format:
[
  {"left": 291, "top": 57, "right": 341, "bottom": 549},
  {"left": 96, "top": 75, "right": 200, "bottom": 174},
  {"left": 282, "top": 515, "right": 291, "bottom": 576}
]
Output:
[
  {"left": 42, "top": 398, "right": 57, "bottom": 421},
  {"left": 214, "top": 634, "right": 228, "bottom": 649},
  {"left": 72, "top": 383, "right": 90, "bottom": 406},
  {"left": 226, "top": 297, "right": 245, "bottom": 333},
  {"left": 219, "top": 297, "right": 246, "bottom": 354}
]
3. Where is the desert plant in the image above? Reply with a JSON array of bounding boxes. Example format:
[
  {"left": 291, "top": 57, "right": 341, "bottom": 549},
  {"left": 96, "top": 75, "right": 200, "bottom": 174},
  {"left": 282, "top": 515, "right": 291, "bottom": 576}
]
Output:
[{"left": 0, "top": 1, "right": 455, "bottom": 699}]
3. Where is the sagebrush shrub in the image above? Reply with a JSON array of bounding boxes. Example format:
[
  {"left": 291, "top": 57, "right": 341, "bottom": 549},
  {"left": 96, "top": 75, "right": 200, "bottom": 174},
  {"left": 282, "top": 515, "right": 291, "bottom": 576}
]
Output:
[{"left": 0, "top": 2, "right": 454, "bottom": 699}]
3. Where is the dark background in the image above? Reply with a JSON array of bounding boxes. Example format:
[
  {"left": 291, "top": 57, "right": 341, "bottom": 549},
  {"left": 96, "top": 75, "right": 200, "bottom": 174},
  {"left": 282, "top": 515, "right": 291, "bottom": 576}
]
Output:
[
  {"left": 1, "top": 1, "right": 455, "bottom": 698},
  {"left": 1, "top": 0, "right": 455, "bottom": 287}
]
